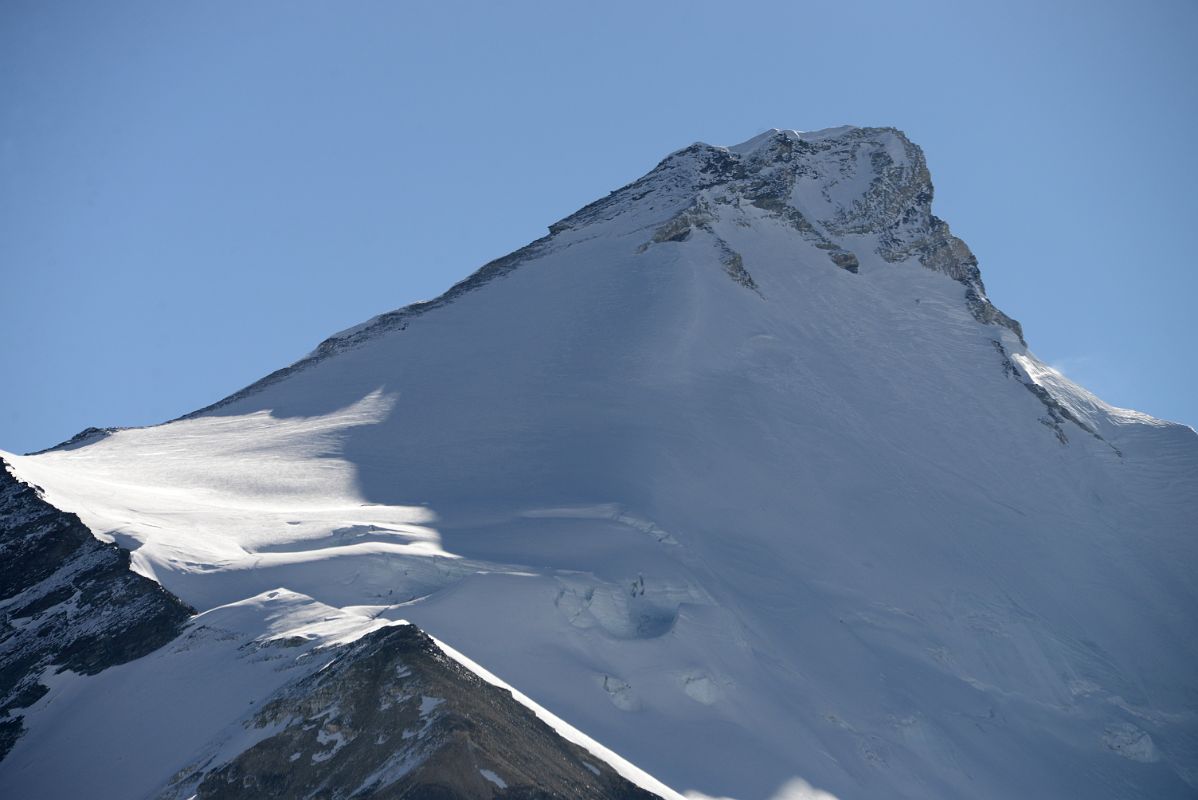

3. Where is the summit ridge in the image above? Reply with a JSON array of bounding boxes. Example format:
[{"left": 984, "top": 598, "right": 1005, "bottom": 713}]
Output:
[{"left": 187, "top": 125, "right": 1018, "bottom": 420}]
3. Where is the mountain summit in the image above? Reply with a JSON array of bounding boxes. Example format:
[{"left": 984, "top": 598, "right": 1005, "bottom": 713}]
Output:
[
  {"left": 2, "top": 126, "right": 1196, "bottom": 800},
  {"left": 204, "top": 125, "right": 1017, "bottom": 406}
]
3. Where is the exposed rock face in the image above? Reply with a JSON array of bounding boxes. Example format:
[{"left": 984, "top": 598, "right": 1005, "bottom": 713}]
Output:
[
  {"left": 0, "top": 458, "right": 192, "bottom": 759},
  {"left": 629, "top": 128, "right": 1024, "bottom": 340},
  {"left": 177, "top": 624, "right": 660, "bottom": 800}
]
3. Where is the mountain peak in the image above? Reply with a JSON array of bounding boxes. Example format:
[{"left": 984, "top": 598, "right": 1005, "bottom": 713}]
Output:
[
  {"left": 5, "top": 123, "right": 1197, "bottom": 800},
  {"left": 554, "top": 125, "right": 930, "bottom": 246},
  {"left": 174, "top": 125, "right": 1023, "bottom": 418},
  {"left": 554, "top": 124, "right": 1020, "bottom": 341}
]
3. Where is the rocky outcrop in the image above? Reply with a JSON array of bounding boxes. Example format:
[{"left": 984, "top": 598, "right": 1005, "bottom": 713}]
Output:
[
  {"left": 610, "top": 128, "right": 1024, "bottom": 338},
  {"left": 719, "top": 128, "right": 1022, "bottom": 339},
  {"left": 989, "top": 340, "right": 1120, "bottom": 452},
  {"left": 173, "top": 624, "right": 660, "bottom": 800},
  {"left": 0, "top": 458, "right": 193, "bottom": 760},
  {"left": 638, "top": 203, "right": 760, "bottom": 292},
  {"left": 28, "top": 426, "right": 121, "bottom": 455}
]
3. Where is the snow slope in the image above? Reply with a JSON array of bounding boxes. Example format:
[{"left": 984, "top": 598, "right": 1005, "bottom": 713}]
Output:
[{"left": 3, "top": 126, "right": 1196, "bottom": 799}]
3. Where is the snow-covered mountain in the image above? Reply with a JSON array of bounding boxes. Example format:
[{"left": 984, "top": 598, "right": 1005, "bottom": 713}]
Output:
[{"left": 2, "top": 126, "right": 1196, "bottom": 799}]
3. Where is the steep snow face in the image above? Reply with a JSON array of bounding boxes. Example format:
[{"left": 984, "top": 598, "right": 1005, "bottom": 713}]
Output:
[{"left": 4, "top": 127, "right": 1197, "bottom": 800}]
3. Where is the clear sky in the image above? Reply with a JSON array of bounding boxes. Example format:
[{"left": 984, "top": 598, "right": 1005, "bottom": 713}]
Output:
[{"left": 2, "top": 0, "right": 1195, "bottom": 454}]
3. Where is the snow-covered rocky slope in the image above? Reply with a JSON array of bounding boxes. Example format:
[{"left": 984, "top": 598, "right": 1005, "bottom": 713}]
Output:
[
  {"left": 2, "top": 126, "right": 1196, "bottom": 799},
  {"left": 0, "top": 458, "right": 191, "bottom": 760},
  {"left": 0, "top": 465, "right": 673, "bottom": 800}
]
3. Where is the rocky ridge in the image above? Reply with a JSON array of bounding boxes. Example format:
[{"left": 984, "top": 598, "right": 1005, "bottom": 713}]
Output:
[
  {"left": 0, "top": 458, "right": 192, "bottom": 759},
  {"left": 171, "top": 624, "right": 660, "bottom": 800}
]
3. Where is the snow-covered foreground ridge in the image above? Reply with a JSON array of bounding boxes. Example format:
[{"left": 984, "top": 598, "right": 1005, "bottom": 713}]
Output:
[{"left": 4, "top": 125, "right": 1197, "bottom": 799}]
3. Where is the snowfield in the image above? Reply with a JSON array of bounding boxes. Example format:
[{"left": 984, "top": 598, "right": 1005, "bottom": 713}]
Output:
[{"left": 2, "top": 127, "right": 1196, "bottom": 799}]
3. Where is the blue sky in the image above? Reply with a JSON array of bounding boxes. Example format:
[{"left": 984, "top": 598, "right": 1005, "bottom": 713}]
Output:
[{"left": 1, "top": 0, "right": 1195, "bottom": 453}]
